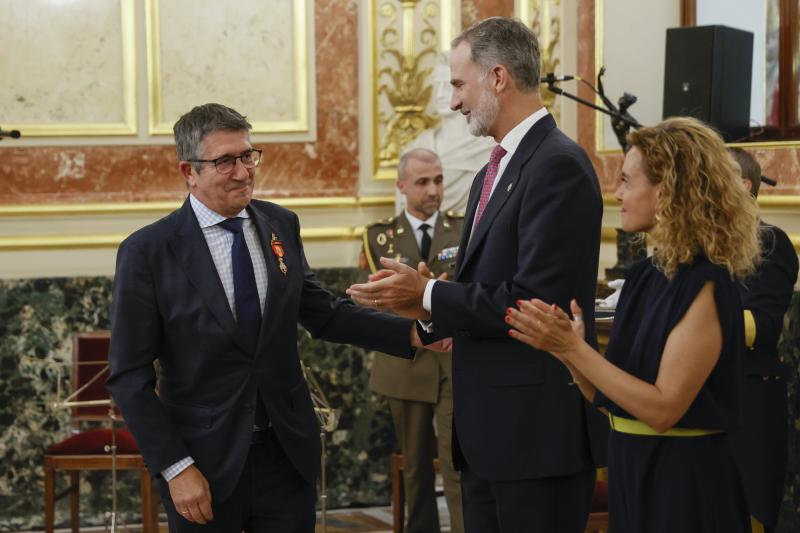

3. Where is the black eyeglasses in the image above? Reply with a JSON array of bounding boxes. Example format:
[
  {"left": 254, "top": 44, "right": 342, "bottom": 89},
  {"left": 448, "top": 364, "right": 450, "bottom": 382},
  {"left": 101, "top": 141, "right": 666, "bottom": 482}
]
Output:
[{"left": 188, "top": 149, "right": 263, "bottom": 174}]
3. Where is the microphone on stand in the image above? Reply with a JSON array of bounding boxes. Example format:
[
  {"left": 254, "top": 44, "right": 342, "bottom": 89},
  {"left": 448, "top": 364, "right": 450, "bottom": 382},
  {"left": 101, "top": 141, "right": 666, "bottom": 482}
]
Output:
[
  {"left": 0, "top": 127, "right": 21, "bottom": 139},
  {"left": 540, "top": 73, "right": 578, "bottom": 84},
  {"left": 761, "top": 175, "right": 777, "bottom": 187}
]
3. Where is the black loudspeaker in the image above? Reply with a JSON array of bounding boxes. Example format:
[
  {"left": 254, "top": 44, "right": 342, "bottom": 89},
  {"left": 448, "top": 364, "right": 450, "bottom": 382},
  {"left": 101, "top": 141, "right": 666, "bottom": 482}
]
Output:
[{"left": 663, "top": 25, "right": 753, "bottom": 142}]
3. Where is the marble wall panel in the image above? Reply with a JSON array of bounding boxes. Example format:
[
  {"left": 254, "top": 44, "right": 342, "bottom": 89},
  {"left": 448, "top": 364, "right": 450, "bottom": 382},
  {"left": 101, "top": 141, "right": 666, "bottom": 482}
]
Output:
[
  {"left": 461, "top": 0, "right": 515, "bottom": 29},
  {"left": 0, "top": 0, "right": 359, "bottom": 205},
  {"left": 0, "top": 0, "right": 129, "bottom": 125},
  {"left": 152, "top": 0, "right": 302, "bottom": 132},
  {"left": 0, "top": 268, "right": 395, "bottom": 530}
]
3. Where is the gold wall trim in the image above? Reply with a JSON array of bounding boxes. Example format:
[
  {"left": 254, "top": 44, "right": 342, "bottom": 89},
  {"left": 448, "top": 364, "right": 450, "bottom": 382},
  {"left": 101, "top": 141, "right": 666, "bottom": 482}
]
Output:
[
  {"left": 0, "top": 196, "right": 396, "bottom": 218},
  {"left": 602, "top": 193, "right": 800, "bottom": 209},
  {"left": 5, "top": 0, "right": 137, "bottom": 137},
  {"left": 594, "top": 0, "right": 606, "bottom": 154},
  {"left": 599, "top": 226, "right": 800, "bottom": 253},
  {"left": 0, "top": 226, "right": 368, "bottom": 252},
  {"left": 2, "top": 225, "right": 796, "bottom": 253},
  {"left": 371, "top": 0, "right": 459, "bottom": 181},
  {"left": 145, "top": 0, "right": 310, "bottom": 135}
]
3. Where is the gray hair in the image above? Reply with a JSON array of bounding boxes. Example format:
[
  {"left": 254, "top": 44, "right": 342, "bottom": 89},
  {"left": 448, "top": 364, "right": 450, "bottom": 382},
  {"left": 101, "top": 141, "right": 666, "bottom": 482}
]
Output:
[
  {"left": 173, "top": 103, "right": 252, "bottom": 171},
  {"left": 397, "top": 148, "right": 441, "bottom": 180},
  {"left": 452, "top": 17, "right": 540, "bottom": 92}
]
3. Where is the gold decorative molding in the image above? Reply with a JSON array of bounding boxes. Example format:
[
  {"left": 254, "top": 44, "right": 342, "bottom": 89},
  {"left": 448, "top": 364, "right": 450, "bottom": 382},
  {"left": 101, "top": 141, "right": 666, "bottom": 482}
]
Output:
[
  {"left": 0, "top": 196, "right": 395, "bottom": 218},
  {"left": 2, "top": 223, "right": 796, "bottom": 253},
  {"left": 602, "top": 193, "right": 800, "bottom": 210},
  {"left": 145, "top": 0, "right": 310, "bottom": 136},
  {"left": 519, "top": 0, "right": 562, "bottom": 123},
  {"left": 372, "top": 0, "right": 443, "bottom": 180},
  {"left": 0, "top": 227, "right": 368, "bottom": 252},
  {"left": 3, "top": 0, "right": 137, "bottom": 136},
  {"left": 599, "top": 225, "right": 799, "bottom": 253}
]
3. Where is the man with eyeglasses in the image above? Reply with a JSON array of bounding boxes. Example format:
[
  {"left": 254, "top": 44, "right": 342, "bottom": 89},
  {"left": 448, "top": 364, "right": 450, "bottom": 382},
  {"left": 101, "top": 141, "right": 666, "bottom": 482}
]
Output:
[{"left": 107, "top": 103, "right": 437, "bottom": 532}]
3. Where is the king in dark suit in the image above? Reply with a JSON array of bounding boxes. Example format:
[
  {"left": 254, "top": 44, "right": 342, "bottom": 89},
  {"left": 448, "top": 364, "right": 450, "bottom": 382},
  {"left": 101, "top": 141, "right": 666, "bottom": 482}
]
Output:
[
  {"left": 106, "top": 103, "right": 428, "bottom": 533},
  {"left": 348, "top": 17, "right": 608, "bottom": 533}
]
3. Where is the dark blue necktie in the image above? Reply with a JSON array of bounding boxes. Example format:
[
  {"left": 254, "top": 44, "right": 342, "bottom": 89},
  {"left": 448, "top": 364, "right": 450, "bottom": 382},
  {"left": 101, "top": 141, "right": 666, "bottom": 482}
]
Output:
[
  {"left": 218, "top": 217, "right": 262, "bottom": 354},
  {"left": 218, "top": 217, "right": 268, "bottom": 430}
]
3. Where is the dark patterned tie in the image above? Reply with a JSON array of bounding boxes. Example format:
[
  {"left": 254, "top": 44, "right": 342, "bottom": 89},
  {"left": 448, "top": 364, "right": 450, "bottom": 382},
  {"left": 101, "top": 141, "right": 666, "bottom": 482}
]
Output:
[
  {"left": 217, "top": 217, "right": 262, "bottom": 353},
  {"left": 474, "top": 144, "right": 507, "bottom": 229},
  {"left": 419, "top": 223, "right": 432, "bottom": 261},
  {"left": 218, "top": 217, "right": 268, "bottom": 430}
]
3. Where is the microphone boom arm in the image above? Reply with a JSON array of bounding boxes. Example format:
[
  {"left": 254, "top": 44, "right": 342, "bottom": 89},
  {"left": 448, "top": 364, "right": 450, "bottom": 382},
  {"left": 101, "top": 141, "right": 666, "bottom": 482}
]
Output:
[{"left": 543, "top": 68, "right": 642, "bottom": 152}]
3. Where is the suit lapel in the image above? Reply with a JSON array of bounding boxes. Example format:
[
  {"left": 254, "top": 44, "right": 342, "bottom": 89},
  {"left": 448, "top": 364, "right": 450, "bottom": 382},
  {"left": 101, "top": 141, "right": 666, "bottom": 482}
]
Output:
[
  {"left": 458, "top": 115, "right": 556, "bottom": 274},
  {"left": 168, "top": 198, "right": 249, "bottom": 354},
  {"left": 248, "top": 204, "right": 286, "bottom": 358},
  {"left": 455, "top": 169, "right": 485, "bottom": 278}
]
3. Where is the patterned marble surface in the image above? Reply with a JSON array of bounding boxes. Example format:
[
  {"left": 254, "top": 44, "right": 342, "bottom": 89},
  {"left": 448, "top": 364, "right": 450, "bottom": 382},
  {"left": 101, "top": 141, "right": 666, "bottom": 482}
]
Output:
[
  {"left": 0, "top": 0, "right": 359, "bottom": 205},
  {"left": 0, "top": 269, "right": 394, "bottom": 530},
  {"left": 461, "top": 0, "right": 515, "bottom": 30},
  {"left": 0, "top": 0, "right": 125, "bottom": 124},
  {"left": 157, "top": 0, "right": 297, "bottom": 125}
]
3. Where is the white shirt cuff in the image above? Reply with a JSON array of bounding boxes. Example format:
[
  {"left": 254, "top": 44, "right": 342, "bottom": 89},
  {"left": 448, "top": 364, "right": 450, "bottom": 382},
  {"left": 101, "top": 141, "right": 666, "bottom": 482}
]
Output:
[
  {"left": 162, "top": 456, "right": 195, "bottom": 481},
  {"left": 423, "top": 279, "right": 436, "bottom": 312}
]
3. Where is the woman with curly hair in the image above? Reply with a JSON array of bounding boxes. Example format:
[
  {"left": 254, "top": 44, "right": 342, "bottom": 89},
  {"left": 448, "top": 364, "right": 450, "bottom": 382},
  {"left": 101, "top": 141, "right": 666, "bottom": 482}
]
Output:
[{"left": 506, "top": 117, "right": 760, "bottom": 532}]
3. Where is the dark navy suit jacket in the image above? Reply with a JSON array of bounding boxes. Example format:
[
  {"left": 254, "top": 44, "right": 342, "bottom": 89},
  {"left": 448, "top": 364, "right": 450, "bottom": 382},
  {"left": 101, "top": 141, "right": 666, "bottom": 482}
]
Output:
[
  {"left": 730, "top": 221, "right": 798, "bottom": 528},
  {"left": 107, "top": 197, "right": 413, "bottom": 501},
  {"left": 430, "top": 114, "right": 608, "bottom": 480}
]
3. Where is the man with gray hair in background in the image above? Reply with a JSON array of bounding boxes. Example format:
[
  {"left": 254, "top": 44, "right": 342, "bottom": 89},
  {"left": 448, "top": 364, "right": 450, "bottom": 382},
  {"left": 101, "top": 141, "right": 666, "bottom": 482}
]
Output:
[{"left": 348, "top": 18, "right": 608, "bottom": 532}]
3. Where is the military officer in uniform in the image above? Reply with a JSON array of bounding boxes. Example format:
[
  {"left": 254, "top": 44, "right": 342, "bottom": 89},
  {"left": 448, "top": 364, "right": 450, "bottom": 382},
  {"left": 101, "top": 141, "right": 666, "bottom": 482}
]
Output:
[{"left": 360, "top": 148, "right": 465, "bottom": 533}]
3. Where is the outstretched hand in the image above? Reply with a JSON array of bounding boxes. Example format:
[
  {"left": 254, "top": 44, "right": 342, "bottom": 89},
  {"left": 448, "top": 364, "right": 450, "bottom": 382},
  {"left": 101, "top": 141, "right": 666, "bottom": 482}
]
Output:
[
  {"left": 506, "top": 299, "right": 584, "bottom": 361},
  {"left": 347, "top": 257, "right": 432, "bottom": 320}
]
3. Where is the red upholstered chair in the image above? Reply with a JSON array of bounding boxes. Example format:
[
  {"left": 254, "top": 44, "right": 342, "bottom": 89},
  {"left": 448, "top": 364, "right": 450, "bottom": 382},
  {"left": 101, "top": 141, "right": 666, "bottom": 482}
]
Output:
[{"left": 43, "top": 331, "right": 159, "bottom": 533}]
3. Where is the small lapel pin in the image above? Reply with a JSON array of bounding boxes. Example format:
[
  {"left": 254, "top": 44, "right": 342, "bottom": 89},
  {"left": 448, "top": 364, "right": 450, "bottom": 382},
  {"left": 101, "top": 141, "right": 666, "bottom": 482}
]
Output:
[{"left": 507, "top": 183, "right": 513, "bottom": 192}]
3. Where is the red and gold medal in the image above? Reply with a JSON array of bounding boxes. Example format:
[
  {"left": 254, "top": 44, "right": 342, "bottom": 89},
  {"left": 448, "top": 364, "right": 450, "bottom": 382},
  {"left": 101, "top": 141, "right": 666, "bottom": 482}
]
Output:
[{"left": 270, "top": 233, "right": 288, "bottom": 275}]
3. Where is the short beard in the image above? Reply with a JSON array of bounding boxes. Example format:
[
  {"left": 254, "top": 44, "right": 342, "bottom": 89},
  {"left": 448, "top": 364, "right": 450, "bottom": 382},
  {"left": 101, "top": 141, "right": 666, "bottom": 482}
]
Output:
[{"left": 467, "top": 86, "right": 499, "bottom": 137}]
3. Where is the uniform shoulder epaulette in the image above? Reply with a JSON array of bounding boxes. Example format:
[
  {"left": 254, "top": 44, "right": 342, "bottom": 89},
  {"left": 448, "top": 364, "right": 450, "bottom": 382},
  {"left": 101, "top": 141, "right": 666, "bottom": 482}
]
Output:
[
  {"left": 446, "top": 210, "right": 465, "bottom": 218},
  {"left": 365, "top": 215, "right": 396, "bottom": 229}
]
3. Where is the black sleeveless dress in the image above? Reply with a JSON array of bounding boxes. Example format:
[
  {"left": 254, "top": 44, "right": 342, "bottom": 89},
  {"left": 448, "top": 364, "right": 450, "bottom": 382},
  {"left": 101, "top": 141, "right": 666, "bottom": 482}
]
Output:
[{"left": 594, "top": 256, "right": 750, "bottom": 532}]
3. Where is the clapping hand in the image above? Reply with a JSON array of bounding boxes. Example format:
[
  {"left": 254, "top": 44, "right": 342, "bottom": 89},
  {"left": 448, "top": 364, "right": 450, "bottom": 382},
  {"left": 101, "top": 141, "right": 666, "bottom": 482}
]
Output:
[{"left": 506, "top": 299, "right": 584, "bottom": 361}]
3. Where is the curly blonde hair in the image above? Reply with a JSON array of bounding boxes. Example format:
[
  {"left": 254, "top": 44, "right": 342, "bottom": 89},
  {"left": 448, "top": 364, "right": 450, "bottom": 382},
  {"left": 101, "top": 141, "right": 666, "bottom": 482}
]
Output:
[{"left": 627, "top": 117, "right": 760, "bottom": 280}]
